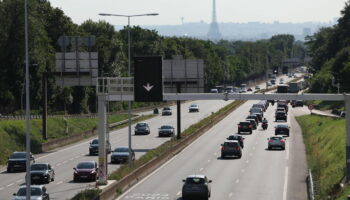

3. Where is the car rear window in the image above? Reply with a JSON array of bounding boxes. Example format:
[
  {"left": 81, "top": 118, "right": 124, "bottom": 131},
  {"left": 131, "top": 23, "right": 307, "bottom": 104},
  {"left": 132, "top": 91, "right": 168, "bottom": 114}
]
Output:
[
  {"left": 186, "top": 177, "right": 205, "bottom": 184},
  {"left": 136, "top": 123, "right": 147, "bottom": 127},
  {"left": 227, "top": 135, "right": 239, "bottom": 140},
  {"left": 224, "top": 142, "right": 239, "bottom": 147},
  {"left": 276, "top": 124, "right": 288, "bottom": 128},
  {"left": 30, "top": 164, "right": 47, "bottom": 171},
  {"left": 77, "top": 162, "right": 95, "bottom": 169},
  {"left": 17, "top": 187, "right": 42, "bottom": 196},
  {"left": 270, "top": 137, "right": 282, "bottom": 140},
  {"left": 239, "top": 122, "right": 250, "bottom": 126},
  {"left": 10, "top": 152, "right": 27, "bottom": 159}
]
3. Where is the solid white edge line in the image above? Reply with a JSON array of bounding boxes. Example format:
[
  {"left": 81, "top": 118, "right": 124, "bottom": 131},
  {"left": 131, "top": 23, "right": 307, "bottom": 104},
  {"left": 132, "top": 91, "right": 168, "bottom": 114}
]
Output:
[
  {"left": 283, "top": 166, "right": 289, "bottom": 200},
  {"left": 115, "top": 129, "right": 204, "bottom": 200}
]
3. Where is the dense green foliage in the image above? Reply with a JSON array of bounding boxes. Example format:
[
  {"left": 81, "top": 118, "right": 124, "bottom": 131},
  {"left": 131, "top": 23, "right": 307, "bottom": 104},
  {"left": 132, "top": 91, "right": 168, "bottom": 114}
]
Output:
[
  {"left": 306, "top": 1, "right": 350, "bottom": 93},
  {"left": 296, "top": 115, "right": 346, "bottom": 199},
  {"left": 0, "top": 0, "right": 304, "bottom": 115}
]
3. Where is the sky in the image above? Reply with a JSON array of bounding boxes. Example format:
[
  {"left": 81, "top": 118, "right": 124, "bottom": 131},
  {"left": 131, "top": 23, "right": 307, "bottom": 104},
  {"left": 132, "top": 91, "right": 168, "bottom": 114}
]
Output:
[{"left": 48, "top": 0, "right": 349, "bottom": 25}]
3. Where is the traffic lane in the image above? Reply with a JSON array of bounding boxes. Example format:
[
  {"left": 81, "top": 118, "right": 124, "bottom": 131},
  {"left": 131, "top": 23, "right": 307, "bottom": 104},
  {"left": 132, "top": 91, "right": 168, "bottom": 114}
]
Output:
[
  {"left": 115, "top": 100, "right": 277, "bottom": 200},
  {"left": 0, "top": 100, "right": 232, "bottom": 199}
]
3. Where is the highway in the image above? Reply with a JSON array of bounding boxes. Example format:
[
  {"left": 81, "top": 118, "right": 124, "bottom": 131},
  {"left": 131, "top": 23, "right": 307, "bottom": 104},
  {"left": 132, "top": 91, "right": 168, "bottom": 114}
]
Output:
[
  {"left": 0, "top": 75, "right": 297, "bottom": 200},
  {"left": 0, "top": 100, "right": 232, "bottom": 200},
  {"left": 116, "top": 100, "right": 308, "bottom": 200}
]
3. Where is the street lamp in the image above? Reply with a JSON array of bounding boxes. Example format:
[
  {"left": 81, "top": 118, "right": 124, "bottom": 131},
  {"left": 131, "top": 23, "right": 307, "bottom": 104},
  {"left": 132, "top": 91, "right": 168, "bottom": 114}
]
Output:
[{"left": 99, "top": 12, "right": 159, "bottom": 166}]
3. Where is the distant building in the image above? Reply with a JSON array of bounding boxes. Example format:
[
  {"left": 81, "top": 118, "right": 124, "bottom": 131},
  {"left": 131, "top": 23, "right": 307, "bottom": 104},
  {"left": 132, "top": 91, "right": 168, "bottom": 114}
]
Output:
[
  {"left": 207, "top": 0, "right": 222, "bottom": 41},
  {"left": 302, "top": 28, "right": 312, "bottom": 37}
]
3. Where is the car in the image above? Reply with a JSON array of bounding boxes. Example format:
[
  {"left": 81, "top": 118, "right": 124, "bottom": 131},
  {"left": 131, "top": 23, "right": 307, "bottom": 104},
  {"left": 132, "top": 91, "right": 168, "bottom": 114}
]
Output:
[
  {"left": 210, "top": 88, "right": 218, "bottom": 93},
  {"left": 7, "top": 152, "right": 35, "bottom": 173},
  {"left": 13, "top": 185, "right": 50, "bottom": 200},
  {"left": 340, "top": 111, "right": 346, "bottom": 118},
  {"left": 275, "top": 111, "right": 287, "bottom": 122},
  {"left": 276, "top": 107, "right": 286, "bottom": 114},
  {"left": 246, "top": 114, "right": 259, "bottom": 125},
  {"left": 277, "top": 101, "right": 289, "bottom": 112},
  {"left": 255, "top": 85, "right": 261, "bottom": 90},
  {"left": 182, "top": 175, "right": 212, "bottom": 200},
  {"left": 30, "top": 163, "right": 55, "bottom": 184},
  {"left": 89, "top": 139, "right": 111, "bottom": 156},
  {"left": 246, "top": 119, "right": 257, "bottom": 130},
  {"left": 158, "top": 125, "right": 175, "bottom": 137},
  {"left": 226, "top": 134, "right": 245, "bottom": 148},
  {"left": 161, "top": 107, "right": 172, "bottom": 116},
  {"left": 275, "top": 124, "right": 290, "bottom": 136},
  {"left": 251, "top": 103, "right": 266, "bottom": 112},
  {"left": 252, "top": 112, "right": 263, "bottom": 122},
  {"left": 189, "top": 104, "right": 199, "bottom": 112},
  {"left": 239, "top": 89, "right": 247, "bottom": 93},
  {"left": 267, "top": 136, "right": 286, "bottom": 150},
  {"left": 221, "top": 140, "right": 242, "bottom": 158},
  {"left": 295, "top": 100, "right": 304, "bottom": 107},
  {"left": 111, "top": 147, "right": 135, "bottom": 164},
  {"left": 224, "top": 88, "right": 234, "bottom": 93},
  {"left": 267, "top": 82, "right": 272, "bottom": 86},
  {"left": 250, "top": 107, "right": 264, "bottom": 117},
  {"left": 247, "top": 88, "right": 252, "bottom": 91},
  {"left": 73, "top": 161, "right": 98, "bottom": 182},
  {"left": 134, "top": 122, "right": 150, "bottom": 135},
  {"left": 238, "top": 121, "right": 253, "bottom": 134}
]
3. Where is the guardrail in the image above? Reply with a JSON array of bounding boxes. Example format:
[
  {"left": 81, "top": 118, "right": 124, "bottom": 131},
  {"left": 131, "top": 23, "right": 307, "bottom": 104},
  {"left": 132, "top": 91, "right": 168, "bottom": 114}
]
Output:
[{"left": 307, "top": 169, "right": 315, "bottom": 200}]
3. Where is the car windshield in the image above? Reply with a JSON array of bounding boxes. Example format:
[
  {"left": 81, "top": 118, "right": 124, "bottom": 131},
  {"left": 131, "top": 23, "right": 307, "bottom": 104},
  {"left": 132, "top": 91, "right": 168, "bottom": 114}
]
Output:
[
  {"left": 136, "top": 123, "right": 146, "bottom": 127},
  {"left": 17, "top": 187, "right": 42, "bottom": 196},
  {"left": 91, "top": 139, "right": 98, "bottom": 144},
  {"left": 114, "top": 147, "right": 129, "bottom": 152},
  {"left": 160, "top": 125, "right": 172, "bottom": 129},
  {"left": 163, "top": 108, "right": 170, "bottom": 110},
  {"left": 240, "top": 122, "right": 250, "bottom": 125},
  {"left": 190, "top": 104, "right": 197, "bottom": 107},
  {"left": 31, "top": 164, "right": 47, "bottom": 171},
  {"left": 277, "top": 124, "right": 288, "bottom": 128},
  {"left": 77, "top": 162, "right": 94, "bottom": 169},
  {"left": 10, "top": 152, "right": 27, "bottom": 159},
  {"left": 228, "top": 135, "right": 239, "bottom": 140},
  {"left": 186, "top": 177, "right": 205, "bottom": 184}
]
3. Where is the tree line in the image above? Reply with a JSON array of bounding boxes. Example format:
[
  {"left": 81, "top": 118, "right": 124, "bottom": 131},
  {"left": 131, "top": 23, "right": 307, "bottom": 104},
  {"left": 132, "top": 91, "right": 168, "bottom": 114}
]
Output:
[
  {"left": 306, "top": 0, "right": 350, "bottom": 93},
  {"left": 0, "top": 0, "right": 305, "bottom": 115}
]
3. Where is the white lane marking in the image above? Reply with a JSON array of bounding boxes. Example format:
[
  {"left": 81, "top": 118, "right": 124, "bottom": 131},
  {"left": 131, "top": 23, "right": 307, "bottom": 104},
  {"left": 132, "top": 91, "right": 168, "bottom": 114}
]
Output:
[
  {"left": 56, "top": 181, "right": 63, "bottom": 185},
  {"left": 81, "top": 153, "right": 85, "bottom": 156},
  {"left": 63, "top": 160, "right": 68, "bottom": 164},
  {"left": 16, "top": 179, "right": 23, "bottom": 183},
  {"left": 56, "top": 163, "right": 62, "bottom": 167},
  {"left": 177, "top": 191, "right": 181, "bottom": 196},
  {"left": 208, "top": 159, "right": 211, "bottom": 162},
  {"left": 0, "top": 187, "right": 4, "bottom": 190},
  {"left": 70, "top": 158, "right": 74, "bottom": 161},
  {"left": 229, "top": 192, "right": 233, "bottom": 198},
  {"left": 283, "top": 166, "right": 289, "bottom": 200},
  {"left": 236, "top": 179, "right": 240, "bottom": 183},
  {"left": 6, "top": 183, "right": 14, "bottom": 187},
  {"left": 199, "top": 168, "right": 204, "bottom": 171}
]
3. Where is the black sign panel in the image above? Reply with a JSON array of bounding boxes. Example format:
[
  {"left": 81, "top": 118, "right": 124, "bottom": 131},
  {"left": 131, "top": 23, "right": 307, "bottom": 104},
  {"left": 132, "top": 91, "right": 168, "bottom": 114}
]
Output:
[{"left": 134, "top": 56, "right": 163, "bottom": 102}]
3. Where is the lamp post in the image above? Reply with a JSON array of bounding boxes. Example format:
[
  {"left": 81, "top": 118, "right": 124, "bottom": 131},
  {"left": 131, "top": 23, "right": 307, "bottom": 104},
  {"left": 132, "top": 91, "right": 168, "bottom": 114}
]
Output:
[{"left": 99, "top": 13, "right": 159, "bottom": 166}]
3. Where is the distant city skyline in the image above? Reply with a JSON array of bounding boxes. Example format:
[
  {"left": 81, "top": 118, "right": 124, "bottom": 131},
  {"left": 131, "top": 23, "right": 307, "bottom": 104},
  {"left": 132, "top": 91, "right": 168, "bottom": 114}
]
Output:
[{"left": 48, "top": 0, "right": 348, "bottom": 25}]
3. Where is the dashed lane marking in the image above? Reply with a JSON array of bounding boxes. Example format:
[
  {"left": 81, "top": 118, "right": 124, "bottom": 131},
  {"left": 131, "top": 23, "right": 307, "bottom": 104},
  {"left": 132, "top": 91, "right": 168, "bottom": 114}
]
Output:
[
  {"left": 63, "top": 160, "right": 68, "bottom": 164},
  {"left": 16, "top": 179, "right": 22, "bottom": 183},
  {"left": 0, "top": 187, "right": 4, "bottom": 190},
  {"left": 199, "top": 168, "right": 204, "bottom": 171},
  {"left": 236, "top": 179, "right": 240, "bottom": 183},
  {"left": 56, "top": 181, "right": 63, "bottom": 185},
  {"left": 6, "top": 183, "right": 13, "bottom": 187},
  {"left": 283, "top": 166, "right": 289, "bottom": 200},
  {"left": 177, "top": 191, "right": 181, "bottom": 196},
  {"left": 56, "top": 163, "right": 62, "bottom": 167}
]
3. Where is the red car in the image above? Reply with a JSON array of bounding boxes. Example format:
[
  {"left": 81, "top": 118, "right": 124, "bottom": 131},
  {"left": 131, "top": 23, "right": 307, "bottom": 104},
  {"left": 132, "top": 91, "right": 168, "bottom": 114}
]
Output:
[{"left": 73, "top": 161, "right": 98, "bottom": 182}]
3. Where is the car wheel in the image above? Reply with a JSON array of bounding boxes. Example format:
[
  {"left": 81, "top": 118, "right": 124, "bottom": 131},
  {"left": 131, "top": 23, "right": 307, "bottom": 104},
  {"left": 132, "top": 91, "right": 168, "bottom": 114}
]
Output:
[
  {"left": 238, "top": 154, "right": 242, "bottom": 159},
  {"left": 46, "top": 176, "right": 51, "bottom": 184},
  {"left": 282, "top": 146, "right": 285, "bottom": 150},
  {"left": 7, "top": 168, "right": 12, "bottom": 173},
  {"left": 238, "top": 131, "right": 241, "bottom": 134},
  {"left": 221, "top": 154, "right": 225, "bottom": 159},
  {"left": 250, "top": 131, "right": 252, "bottom": 134},
  {"left": 73, "top": 177, "right": 78, "bottom": 182},
  {"left": 51, "top": 175, "right": 54, "bottom": 182},
  {"left": 268, "top": 146, "right": 271, "bottom": 150}
]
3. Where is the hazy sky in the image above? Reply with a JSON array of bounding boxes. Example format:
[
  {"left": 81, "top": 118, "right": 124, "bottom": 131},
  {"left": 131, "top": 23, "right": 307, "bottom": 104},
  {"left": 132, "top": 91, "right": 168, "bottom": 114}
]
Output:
[{"left": 48, "top": 0, "right": 348, "bottom": 25}]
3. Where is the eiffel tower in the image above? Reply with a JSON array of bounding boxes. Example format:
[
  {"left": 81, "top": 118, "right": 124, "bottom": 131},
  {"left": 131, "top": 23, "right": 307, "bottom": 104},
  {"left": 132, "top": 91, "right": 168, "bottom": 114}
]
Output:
[{"left": 207, "top": 0, "right": 222, "bottom": 41}]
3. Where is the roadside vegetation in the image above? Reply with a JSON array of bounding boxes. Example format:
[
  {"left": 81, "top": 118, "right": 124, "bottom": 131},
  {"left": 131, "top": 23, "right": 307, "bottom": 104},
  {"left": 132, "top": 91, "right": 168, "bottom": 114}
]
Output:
[
  {"left": 296, "top": 115, "right": 347, "bottom": 199},
  {"left": 0, "top": 114, "right": 132, "bottom": 165}
]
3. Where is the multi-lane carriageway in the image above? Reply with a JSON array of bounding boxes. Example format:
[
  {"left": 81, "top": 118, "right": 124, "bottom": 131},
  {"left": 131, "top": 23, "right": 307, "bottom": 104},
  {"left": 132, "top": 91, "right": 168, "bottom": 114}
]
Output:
[
  {"left": 116, "top": 100, "right": 310, "bottom": 200},
  {"left": 0, "top": 74, "right": 313, "bottom": 200}
]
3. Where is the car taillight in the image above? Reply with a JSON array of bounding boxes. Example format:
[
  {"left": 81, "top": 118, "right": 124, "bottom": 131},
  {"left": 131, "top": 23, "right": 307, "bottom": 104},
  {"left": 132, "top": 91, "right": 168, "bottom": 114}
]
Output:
[
  {"left": 221, "top": 146, "right": 224, "bottom": 150},
  {"left": 249, "top": 125, "right": 252, "bottom": 128},
  {"left": 269, "top": 140, "right": 274, "bottom": 143},
  {"left": 236, "top": 146, "right": 240, "bottom": 150},
  {"left": 238, "top": 125, "right": 241, "bottom": 128},
  {"left": 280, "top": 140, "right": 285, "bottom": 143}
]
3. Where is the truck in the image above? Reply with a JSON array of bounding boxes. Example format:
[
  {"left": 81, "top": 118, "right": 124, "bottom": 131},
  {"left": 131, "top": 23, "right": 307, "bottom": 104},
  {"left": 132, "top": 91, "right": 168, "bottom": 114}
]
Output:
[
  {"left": 276, "top": 84, "right": 289, "bottom": 93},
  {"left": 288, "top": 82, "right": 300, "bottom": 93}
]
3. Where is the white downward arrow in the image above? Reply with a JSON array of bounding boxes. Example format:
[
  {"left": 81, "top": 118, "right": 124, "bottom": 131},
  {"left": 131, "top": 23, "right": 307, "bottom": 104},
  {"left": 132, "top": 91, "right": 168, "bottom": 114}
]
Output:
[{"left": 143, "top": 83, "right": 154, "bottom": 92}]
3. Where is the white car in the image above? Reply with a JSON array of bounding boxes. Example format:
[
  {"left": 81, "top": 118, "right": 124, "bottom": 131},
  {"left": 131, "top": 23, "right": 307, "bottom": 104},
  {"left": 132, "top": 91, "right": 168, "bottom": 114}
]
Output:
[
  {"left": 13, "top": 185, "right": 50, "bottom": 200},
  {"left": 189, "top": 104, "right": 199, "bottom": 112}
]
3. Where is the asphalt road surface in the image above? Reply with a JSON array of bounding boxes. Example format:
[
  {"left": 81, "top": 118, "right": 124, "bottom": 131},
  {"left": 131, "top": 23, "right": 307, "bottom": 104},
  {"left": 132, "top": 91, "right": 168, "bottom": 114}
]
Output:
[{"left": 115, "top": 100, "right": 308, "bottom": 200}]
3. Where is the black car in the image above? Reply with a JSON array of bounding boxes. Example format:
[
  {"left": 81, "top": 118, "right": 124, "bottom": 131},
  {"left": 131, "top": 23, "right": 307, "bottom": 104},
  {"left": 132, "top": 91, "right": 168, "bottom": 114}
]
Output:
[
  {"left": 238, "top": 121, "right": 253, "bottom": 134},
  {"left": 89, "top": 139, "right": 111, "bottom": 156},
  {"left": 226, "top": 134, "right": 245, "bottom": 148},
  {"left": 111, "top": 147, "right": 135, "bottom": 164},
  {"left": 182, "top": 175, "right": 212, "bottom": 200},
  {"left": 134, "top": 122, "right": 150, "bottom": 135},
  {"left": 221, "top": 140, "right": 242, "bottom": 158},
  {"left": 158, "top": 125, "right": 175, "bottom": 137},
  {"left": 7, "top": 152, "right": 35, "bottom": 173},
  {"left": 277, "top": 101, "right": 289, "bottom": 113},
  {"left": 252, "top": 112, "right": 263, "bottom": 122},
  {"left": 246, "top": 119, "right": 257, "bottom": 130},
  {"left": 275, "top": 111, "right": 287, "bottom": 122},
  {"left": 275, "top": 124, "right": 290, "bottom": 136},
  {"left": 30, "top": 163, "right": 55, "bottom": 184},
  {"left": 246, "top": 114, "right": 259, "bottom": 125}
]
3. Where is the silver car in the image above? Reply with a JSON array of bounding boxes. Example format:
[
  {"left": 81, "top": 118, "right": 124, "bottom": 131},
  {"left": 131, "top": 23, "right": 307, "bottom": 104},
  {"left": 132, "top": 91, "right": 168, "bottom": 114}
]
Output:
[
  {"left": 267, "top": 136, "right": 286, "bottom": 150},
  {"left": 13, "top": 185, "right": 50, "bottom": 200}
]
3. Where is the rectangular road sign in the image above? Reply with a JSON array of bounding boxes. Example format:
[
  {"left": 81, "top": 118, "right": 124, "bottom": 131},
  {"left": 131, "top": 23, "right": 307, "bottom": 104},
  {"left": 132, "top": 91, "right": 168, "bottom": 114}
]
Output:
[{"left": 134, "top": 56, "right": 163, "bottom": 102}]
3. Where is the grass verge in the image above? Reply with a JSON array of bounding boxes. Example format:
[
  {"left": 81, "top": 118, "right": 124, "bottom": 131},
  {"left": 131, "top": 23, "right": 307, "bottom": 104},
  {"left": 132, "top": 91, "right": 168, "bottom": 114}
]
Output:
[
  {"left": 296, "top": 115, "right": 347, "bottom": 199},
  {"left": 0, "top": 113, "right": 134, "bottom": 165}
]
